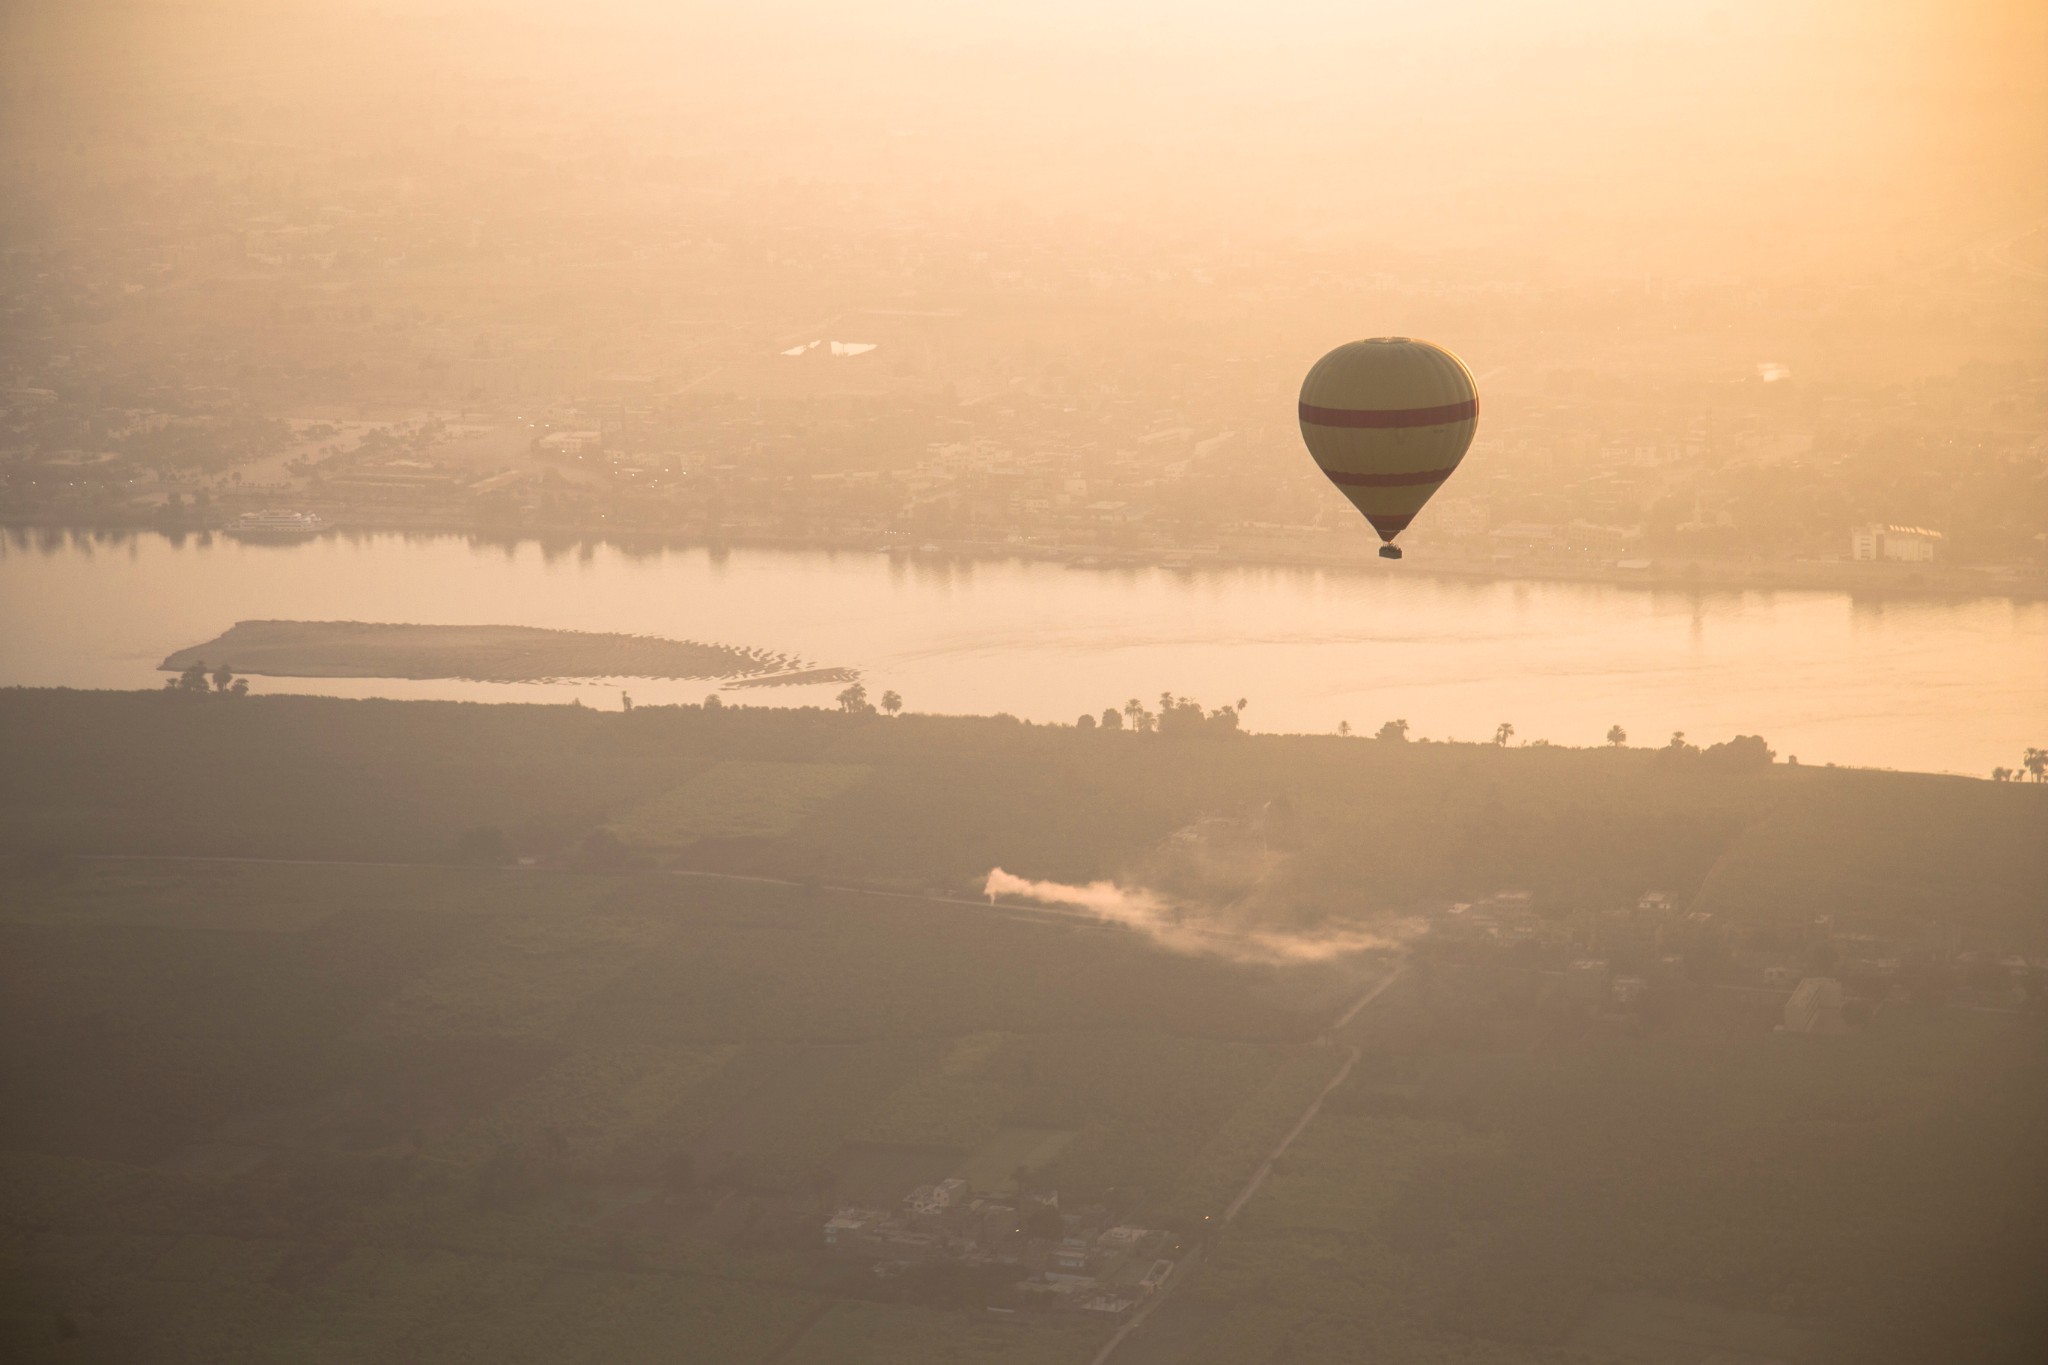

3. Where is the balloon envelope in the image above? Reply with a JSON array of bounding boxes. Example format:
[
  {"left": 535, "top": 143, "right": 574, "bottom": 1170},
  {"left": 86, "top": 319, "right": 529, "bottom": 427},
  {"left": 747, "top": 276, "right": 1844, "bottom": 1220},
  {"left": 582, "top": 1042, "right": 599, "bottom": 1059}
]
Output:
[{"left": 1298, "top": 338, "right": 1478, "bottom": 547}]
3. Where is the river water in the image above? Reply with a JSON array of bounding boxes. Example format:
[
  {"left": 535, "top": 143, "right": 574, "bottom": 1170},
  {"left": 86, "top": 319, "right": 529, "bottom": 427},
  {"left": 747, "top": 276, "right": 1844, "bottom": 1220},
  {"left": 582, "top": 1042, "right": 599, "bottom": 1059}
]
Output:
[{"left": 2, "top": 528, "right": 2041, "bottom": 777}]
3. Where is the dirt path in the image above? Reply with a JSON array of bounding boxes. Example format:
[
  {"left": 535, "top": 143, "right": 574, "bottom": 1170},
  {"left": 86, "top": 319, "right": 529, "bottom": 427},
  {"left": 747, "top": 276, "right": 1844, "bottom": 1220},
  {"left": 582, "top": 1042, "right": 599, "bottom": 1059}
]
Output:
[{"left": 1087, "top": 966, "right": 1404, "bottom": 1365}]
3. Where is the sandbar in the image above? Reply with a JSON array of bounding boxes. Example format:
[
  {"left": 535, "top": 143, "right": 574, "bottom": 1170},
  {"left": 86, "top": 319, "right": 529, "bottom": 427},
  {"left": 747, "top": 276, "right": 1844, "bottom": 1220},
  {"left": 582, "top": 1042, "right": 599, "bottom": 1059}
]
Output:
[{"left": 160, "top": 620, "right": 824, "bottom": 683}]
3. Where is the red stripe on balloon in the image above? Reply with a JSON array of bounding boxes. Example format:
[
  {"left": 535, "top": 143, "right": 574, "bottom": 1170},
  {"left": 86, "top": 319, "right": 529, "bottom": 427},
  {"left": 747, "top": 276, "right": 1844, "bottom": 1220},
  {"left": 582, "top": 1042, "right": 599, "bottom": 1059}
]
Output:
[
  {"left": 1318, "top": 465, "right": 1459, "bottom": 488},
  {"left": 1299, "top": 398, "right": 1477, "bottom": 428}
]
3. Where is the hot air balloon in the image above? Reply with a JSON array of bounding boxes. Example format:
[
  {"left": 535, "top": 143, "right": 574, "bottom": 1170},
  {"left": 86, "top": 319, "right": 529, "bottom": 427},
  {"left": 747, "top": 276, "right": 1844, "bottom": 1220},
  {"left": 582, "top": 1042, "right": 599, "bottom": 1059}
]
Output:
[{"left": 1298, "top": 338, "right": 1478, "bottom": 559}]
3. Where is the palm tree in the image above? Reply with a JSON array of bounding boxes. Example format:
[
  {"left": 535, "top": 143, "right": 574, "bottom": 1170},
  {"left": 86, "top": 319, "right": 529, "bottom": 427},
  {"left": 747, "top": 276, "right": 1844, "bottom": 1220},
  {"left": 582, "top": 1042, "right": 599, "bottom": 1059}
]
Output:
[
  {"left": 1607, "top": 724, "right": 1627, "bottom": 747},
  {"left": 1494, "top": 722, "right": 1514, "bottom": 747},
  {"left": 1336, "top": 720, "right": 1351, "bottom": 737},
  {"left": 836, "top": 682, "right": 870, "bottom": 714},
  {"left": 880, "top": 690, "right": 902, "bottom": 717},
  {"left": 1991, "top": 767, "right": 2013, "bottom": 783},
  {"left": 2025, "top": 747, "right": 2047, "bottom": 782}
]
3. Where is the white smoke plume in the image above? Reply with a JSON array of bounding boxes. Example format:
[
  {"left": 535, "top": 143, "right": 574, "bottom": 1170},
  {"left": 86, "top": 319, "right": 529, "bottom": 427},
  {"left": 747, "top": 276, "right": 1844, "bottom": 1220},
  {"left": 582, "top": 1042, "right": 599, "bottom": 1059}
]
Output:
[{"left": 983, "top": 867, "right": 1420, "bottom": 966}]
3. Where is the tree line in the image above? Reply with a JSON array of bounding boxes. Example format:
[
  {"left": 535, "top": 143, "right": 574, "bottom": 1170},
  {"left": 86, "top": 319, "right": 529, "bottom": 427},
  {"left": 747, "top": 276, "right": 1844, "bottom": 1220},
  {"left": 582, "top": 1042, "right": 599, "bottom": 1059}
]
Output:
[
  {"left": 162, "top": 660, "right": 249, "bottom": 697},
  {"left": 1989, "top": 747, "right": 2046, "bottom": 782},
  {"left": 1076, "top": 693, "right": 1247, "bottom": 738}
]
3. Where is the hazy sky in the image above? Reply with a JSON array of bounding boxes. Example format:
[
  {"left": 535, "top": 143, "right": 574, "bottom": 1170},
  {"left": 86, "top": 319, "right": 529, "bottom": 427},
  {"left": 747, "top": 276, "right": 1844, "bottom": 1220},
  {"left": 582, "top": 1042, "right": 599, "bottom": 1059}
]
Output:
[{"left": 7, "top": 0, "right": 2044, "bottom": 281}]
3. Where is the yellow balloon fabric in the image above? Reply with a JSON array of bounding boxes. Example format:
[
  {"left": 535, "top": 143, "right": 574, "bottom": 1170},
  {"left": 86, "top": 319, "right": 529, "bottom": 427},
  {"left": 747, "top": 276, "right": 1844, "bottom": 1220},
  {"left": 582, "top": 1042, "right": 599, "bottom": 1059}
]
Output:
[{"left": 1298, "top": 338, "right": 1478, "bottom": 545}]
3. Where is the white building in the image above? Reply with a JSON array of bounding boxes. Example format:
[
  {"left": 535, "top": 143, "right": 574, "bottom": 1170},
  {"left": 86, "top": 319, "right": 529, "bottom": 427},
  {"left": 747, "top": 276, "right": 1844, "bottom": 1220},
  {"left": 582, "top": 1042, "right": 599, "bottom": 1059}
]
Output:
[
  {"left": 1851, "top": 524, "right": 1941, "bottom": 563},
  {"left": 539, "top": 429, "right": 602, "bottom": 458},
  {"left": 1566, "top": 521, "right": 1638, "bottom": 558}
]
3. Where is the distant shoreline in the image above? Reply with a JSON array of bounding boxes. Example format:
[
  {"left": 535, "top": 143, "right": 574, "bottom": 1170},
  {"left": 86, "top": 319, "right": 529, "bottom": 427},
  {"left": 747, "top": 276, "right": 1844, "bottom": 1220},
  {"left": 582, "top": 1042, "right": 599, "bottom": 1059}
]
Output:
[{"left": 13, "top": 513, "right": 2045, "bottom": 602}]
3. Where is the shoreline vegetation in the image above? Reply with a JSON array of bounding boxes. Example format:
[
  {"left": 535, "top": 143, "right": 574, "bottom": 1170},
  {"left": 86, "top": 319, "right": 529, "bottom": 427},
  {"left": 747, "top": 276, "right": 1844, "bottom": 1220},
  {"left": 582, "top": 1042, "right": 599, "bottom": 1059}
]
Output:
[
  {"left": 159, "top": 620, "right": 835, "bottom": 686},
  {"left": 8, "top": 517, "right": 2044, "bottom": 602}
]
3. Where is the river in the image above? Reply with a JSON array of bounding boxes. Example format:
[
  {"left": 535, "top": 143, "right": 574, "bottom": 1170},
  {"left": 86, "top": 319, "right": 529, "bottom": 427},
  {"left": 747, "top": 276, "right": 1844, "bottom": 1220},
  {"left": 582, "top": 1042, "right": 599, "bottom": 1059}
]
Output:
[{"left": 2, "top": 528, "right": 2042, "bottom": 777}]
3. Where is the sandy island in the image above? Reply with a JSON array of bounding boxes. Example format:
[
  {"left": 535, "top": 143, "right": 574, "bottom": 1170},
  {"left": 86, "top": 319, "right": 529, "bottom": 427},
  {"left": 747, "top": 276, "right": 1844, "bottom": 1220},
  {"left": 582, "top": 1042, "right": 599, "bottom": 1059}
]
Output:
[{"left": 161, "top": 620, "right": 848, "bottom": 685}]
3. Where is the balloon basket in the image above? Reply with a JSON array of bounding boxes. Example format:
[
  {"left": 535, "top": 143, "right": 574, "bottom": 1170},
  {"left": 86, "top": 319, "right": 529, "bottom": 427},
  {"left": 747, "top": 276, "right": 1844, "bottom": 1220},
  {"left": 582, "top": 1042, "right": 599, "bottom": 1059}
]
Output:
[{"left": 1379, "top": 545, "right": 1403, "bottom": 560}]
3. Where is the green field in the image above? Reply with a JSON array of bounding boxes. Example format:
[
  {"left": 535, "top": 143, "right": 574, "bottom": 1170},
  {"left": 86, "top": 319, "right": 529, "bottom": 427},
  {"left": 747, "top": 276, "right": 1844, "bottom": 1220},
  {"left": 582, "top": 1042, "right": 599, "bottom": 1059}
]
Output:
[
  {"left": 2, "top": 1228, "right": 824, "bottom": 1365},
  {"left": 608, "top": 759, "right": 874, "bottom": 848},
  {"left": 1, "top": 690, "right": 2043, "bottom": 1363},
  {"left": 1124, "top": 967, "right": 2048, "bottom": 1365},
  {"left": 0, "top": 853, "right": 1343, "bottom": 1362},
  {"left": 953, "top": 1128, "right": 1079, "bottom": 1195},
  {"left": 5, "top": 690, "right": 2041, "bottom": 950}
]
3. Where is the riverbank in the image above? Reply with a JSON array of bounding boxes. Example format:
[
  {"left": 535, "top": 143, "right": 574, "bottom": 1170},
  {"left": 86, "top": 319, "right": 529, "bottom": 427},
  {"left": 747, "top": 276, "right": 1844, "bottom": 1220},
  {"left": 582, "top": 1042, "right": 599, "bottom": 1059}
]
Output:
[{"left": 9, "top": 512, "right": 2044, "bottom": 602}]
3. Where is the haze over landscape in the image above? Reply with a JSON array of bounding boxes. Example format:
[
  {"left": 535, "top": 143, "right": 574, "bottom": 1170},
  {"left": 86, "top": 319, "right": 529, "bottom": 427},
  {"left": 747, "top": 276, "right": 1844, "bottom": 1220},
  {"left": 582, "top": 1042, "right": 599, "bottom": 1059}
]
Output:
[{"left": 1, "top": 2, "right": 2045, "bottom": 1363}]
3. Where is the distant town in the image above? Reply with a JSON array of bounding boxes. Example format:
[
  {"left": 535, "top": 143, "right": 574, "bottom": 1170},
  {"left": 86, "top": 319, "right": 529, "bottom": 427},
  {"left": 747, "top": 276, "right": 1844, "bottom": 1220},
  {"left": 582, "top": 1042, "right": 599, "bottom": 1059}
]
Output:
[
  {"left": 4, "top": 59, "right": 2043, "bottom": 596},
  {"left": 8, "top": 356, "right": 2042, "bottom": 597}
]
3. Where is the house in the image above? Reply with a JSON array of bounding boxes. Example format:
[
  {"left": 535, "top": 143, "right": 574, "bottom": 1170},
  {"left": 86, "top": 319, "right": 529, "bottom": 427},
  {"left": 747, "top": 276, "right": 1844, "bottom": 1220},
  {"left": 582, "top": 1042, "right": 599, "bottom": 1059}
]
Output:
[
  {"left": 540, "top": 429, "right": 603, "bottom": 458},
  {"left": 1850, "top": 524, "right": 1940, "bottom": 563},
  {"left": 1050, "top": 1237, "right": 1095, "bottom": 1277},
  {"left": 1565, "top": 521, "right": 1637, "bottom": 557},
  {"left": 823, "top": 1207, "right": 881, "bottom": 1251},
  {"left": 1431, "top": 501, "right": 1489, "bottom": 538},
  {"left": 905, "top": 1178, "right": 968, "bottom": 1217},
  {"left": 1490, "top": 522, "right": 1563, "bottom": 556}
]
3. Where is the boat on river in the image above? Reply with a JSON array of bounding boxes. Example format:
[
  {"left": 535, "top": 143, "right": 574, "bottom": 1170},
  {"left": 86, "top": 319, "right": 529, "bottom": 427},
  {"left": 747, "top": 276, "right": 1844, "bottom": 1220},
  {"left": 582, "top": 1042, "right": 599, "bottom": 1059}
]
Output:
[{"left": 231, "top": 509, "right": 326, "bottom": 539}]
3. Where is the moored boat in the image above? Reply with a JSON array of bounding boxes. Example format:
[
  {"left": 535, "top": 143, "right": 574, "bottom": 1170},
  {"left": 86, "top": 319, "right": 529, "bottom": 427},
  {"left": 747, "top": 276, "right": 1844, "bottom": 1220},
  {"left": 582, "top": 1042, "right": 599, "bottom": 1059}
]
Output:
[{"left": 231, "top": 509, "right": 326, "bottom": 538}]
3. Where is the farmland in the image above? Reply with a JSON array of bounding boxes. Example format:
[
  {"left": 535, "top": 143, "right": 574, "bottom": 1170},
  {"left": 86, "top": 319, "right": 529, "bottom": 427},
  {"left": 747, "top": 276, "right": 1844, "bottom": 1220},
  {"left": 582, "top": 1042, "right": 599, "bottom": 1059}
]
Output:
[
  {"left": 1, "top": 689, "right": 2044, "bottom": 1362},
  {"left": 1121, "top": 967, "right": 2048, "bottom": 1365},
  {"left": 609, "top": 760, "right": 874, "bottom": 849},
  {"left": 5, "top": 690, "right": 2043, "bottom": 953},
  {"left": 0, "top": 855, "right": 1348, "bottom": 1362}
]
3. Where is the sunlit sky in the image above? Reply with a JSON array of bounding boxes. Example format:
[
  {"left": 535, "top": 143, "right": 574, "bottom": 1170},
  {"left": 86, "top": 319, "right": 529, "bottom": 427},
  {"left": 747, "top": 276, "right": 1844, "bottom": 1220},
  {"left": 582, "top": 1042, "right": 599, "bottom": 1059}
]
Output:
[{"left": 7, "top": 0, "right": 2044, "bottom": 278}]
